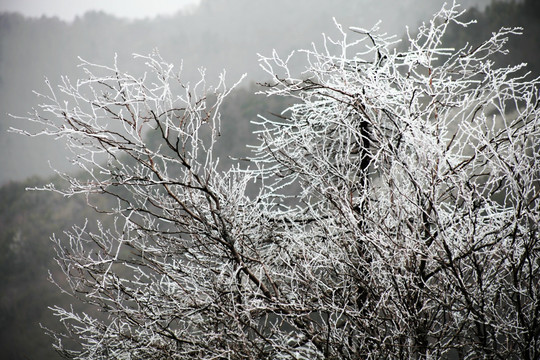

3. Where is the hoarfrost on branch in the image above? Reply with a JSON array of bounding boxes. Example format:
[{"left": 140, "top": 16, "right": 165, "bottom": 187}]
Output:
[{"left": 15, "top": 2, "right": 540, "bottom": 359}]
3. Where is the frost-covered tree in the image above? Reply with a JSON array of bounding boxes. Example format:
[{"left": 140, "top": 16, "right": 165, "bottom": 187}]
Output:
[{"left": 15, "top": 2, "right": 539, "bottom": 359}]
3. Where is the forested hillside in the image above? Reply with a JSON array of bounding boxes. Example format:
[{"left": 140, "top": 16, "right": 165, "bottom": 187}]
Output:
[
  {"left": 0, "top": 177, "right": 101, "bottom": 359},
  {"left": 0, "top": 0, "right": 537, "bottom": 358},
  {"left": 442, "top": 0, "right": 540, "bottom": 76},
  {"left": 0, "top": 0, "right": 491, "bottom": 184}
]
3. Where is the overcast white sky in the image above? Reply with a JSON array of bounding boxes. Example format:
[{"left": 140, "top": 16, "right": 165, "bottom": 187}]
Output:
[{"left": 0, "top": 0, "right": 201, "bottom": 21}]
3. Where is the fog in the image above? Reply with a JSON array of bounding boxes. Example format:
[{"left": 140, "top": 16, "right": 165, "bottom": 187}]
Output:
[
  {"left": 0, "top": 0, "right": 201, "bottom": 21},
  {"left": 0, "top": 0, "right": 493, "bottom": 184}
]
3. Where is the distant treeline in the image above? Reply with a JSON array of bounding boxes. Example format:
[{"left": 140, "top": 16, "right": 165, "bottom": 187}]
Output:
[
  {"left": 0, "top": 0, "right": 489, "bottom": 184},
  {"left": 442, "top": 0, "right": 540, "bottom": 77}
]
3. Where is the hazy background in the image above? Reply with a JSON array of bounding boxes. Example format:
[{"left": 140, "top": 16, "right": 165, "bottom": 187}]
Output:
[
  {"left": 0, "top": 0, "right": 493, "bottom": 185},
  {"left": 1, "top": 0, "right": 538, "bottom": 358},
  {"left": 0, "top": 0, "right": 201, "bottom": 20}
]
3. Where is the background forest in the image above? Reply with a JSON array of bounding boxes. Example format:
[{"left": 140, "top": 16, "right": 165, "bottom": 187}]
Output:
[{"left": 0, "top": 0, "right": 538, "bottom": 358}]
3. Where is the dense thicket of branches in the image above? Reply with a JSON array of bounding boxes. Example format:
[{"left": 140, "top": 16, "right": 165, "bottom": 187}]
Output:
[{"left": 16, "top": 3, "right": 539, "bottom": 359}]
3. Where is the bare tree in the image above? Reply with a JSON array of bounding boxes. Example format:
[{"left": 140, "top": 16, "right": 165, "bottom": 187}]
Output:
[{"left": 14, "top": 2, "right": 539, "bottom": 359}]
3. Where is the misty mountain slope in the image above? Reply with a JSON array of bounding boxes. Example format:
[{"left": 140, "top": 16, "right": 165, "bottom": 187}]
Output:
[
  {"left": 0, "top": 0, "right": 493, "bottom": 184},
  {"left": 0, "top": 176, "right": 110, "bottom": 360}
]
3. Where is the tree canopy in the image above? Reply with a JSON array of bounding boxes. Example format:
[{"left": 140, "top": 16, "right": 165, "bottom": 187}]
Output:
[{"left": 13, "top": 2, "right": 540, "bottom": 359}]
